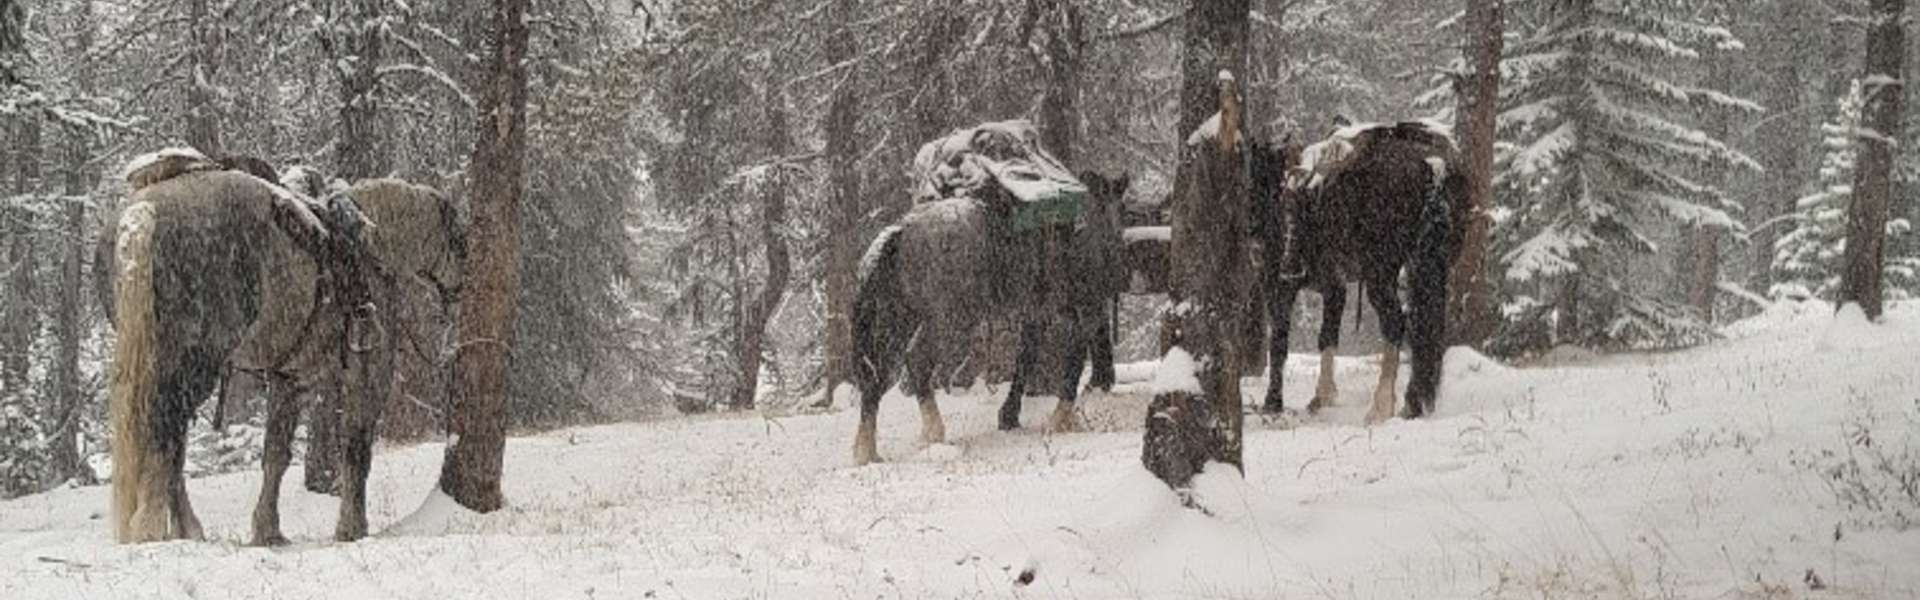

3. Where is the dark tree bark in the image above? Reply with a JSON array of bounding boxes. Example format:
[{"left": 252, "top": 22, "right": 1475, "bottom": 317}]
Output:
[
  {"left": 45, "top": 0, "right": 99, "bottom": 487},
  {"left": 333, "top": 0, "right": 387, "bottom": 180},
  {"left": 820, "top": 0, "right": 860, "bottom": 408},
  {"left": 1143, "top": 0, "right": 1250, "bottom": 495},
  {"left": 1449, "top": 0, "right": 1500, "bottom": 346},
  {"left": 438, "top": 0, "right": 531, "bottom": 513},
  {"left": 3, "top": 117, "right": 41, "bottom": 395},
  {"left": 185, "top": 0, "right": 223, "bottom": 157},
  {"left": 1843, "top": 0, "right": 1905, "bottom": 320},
  {"left": 731, "top": 81, "right": 794, "bottom": 411}
]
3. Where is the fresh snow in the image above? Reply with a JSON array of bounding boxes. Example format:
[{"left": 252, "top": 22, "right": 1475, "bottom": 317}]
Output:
[
  {"left": 119, "top": 147, "right": 211, "bottom": 182},
  {"left": 1122, "top": 225, "right": 1171, "bottom": 243},
  {"left": 4, "top": 303, "right": 1919, "bottom": 598}
]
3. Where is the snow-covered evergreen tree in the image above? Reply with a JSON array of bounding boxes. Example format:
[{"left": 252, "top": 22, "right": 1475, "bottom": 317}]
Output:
[
  {"left": 1494, "top": 0, "right": 1761, "bottom": 351},
  {"left": 1775, "top": 80, "right": 1920, "bottom": 302}
]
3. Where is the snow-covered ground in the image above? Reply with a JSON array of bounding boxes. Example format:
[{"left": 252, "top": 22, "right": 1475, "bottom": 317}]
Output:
[{"left": 4, "top": 302, "right": 1918, "bottom": 599}]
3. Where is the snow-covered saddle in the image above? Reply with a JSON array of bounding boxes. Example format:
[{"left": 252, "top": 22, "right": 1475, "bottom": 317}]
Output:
[
  {"left": 1288, "top": 120, "right": 1456, "bottom": 191},
  {"left": 911, "top": 119, "right": 1089, "bottom": 231}
]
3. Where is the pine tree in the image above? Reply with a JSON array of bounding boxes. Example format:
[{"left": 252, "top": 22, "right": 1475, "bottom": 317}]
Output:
[
  {"left": 1775, "top": 80, "right": 1920, "bottom": 302},
  {"left": 1495, "top": 0, "right": 1760, "bottom": 350}
]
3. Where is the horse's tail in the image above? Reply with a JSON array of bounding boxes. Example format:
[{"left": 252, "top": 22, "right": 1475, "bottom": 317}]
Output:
[
  {"left": 853, "top": 226, "right": 910, "bottom": 397},
  {"left": 108, "top": 200, "right": 161, "bottom": 543},
  {"left": 1405, "top": 157, "right": 1458, "bottom": 415}
]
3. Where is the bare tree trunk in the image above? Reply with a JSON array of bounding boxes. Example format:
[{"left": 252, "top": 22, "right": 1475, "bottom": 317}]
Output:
[
  {"left": 1143, "top": 0, "right": 1250, "bottom": 495},
  {"left": 3, "top": 117, "right": 41, "bottom": 395},
  {"left": 438, "top": 0, "right": 531, "bottom": 513},
  {"left": 1843, "top": 0, "right": 1905, "bottom": 320},
  {"left": 1685, "top": 14, "right": 1736, "bottom": 322},
  {"left": 334, "top": 0, "right": 386, "bottom": 181},
  {"left": 1752, "top": 1, "right": 1816, "bottom": 296},
  {"left": 45, "top": 0, "right": 98, "bottom": 487},
  {"left": 185, "top": 0, "right": 222, "bottom": 157},
  {"left": 819, "top": 0, "right": 860, "bottom": 408},
  {"left": 1449, "top": 0, "right": 1501, "bottom": 346},
  {"left": 732, "top": 81, "right": 794, "bottom": 411}
]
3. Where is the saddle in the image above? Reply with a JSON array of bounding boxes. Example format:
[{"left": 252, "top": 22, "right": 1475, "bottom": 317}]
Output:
[
  {"left": 1288, "top": 120, "right": 1456, "bottom": 191},
  {"left": 911, "top": 120, "right": 1089, "bottom": 232}
]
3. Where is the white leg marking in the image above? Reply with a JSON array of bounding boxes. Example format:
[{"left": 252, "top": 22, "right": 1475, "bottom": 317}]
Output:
[
  {"left": 1365, "top": 345, "right": 1401, "bottom": 425},
  {"left": 918, "top": 397, "right": 946, "bottom": 445},
  {"left": 853, "top": 416, "right": 879, "bottom": 466},
  {"left": 1309, "top": 349, "right": 1338, "bottom": 412}
]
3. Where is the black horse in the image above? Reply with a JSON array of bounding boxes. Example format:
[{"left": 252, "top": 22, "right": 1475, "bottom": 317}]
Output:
[
  {"left": 849, "top": 171, "right": 1128, "bottom": 465},
  {"left": 1251, "top": 122, "right": 1467, "bottom": 422}
]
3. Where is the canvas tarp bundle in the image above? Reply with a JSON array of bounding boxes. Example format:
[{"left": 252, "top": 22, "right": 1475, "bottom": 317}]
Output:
[{"left": 911, "top": 120, "right": 1088, "bottom": 231}]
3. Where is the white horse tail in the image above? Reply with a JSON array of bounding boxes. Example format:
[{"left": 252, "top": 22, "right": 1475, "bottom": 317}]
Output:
[{"left": 108, "top": 200, "right": 163, "bottom": 543}]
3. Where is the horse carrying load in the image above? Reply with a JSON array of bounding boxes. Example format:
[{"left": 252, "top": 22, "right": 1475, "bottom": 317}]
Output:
[
  {"left": 910, "top": 120, "right": 1090, "bottom": 232},
  {"left": 104, "top": 148, "right": 462, "bottom": 544},
  {"left": 850, "top": 120, "right": 1125, "bottom": 466}
]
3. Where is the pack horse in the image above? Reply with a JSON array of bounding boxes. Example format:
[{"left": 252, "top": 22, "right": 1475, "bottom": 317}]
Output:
[{"left": 105, "top": 149, "right": 463, "bottom": 544}]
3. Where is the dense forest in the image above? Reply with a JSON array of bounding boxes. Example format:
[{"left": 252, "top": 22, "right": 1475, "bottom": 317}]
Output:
[{"left": 0, "top": 0, "right": 1914, "bottom": 501}]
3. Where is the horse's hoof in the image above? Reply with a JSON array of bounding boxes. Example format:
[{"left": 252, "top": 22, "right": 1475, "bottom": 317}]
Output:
[
  {"left": 852, "top": 445, "right": 880, "bottom": 467},
  {"left": 998, "top": 419, "right": 1020, "bottom": 432},
  {"left": 1307, "top": 395, "right": 1333, "bottom": 413},
  {"left": 250, "top": 533, "right": 291, "bottom": 547},
  {"left": 1364, "top": 403, "right": 1394, "bottom": 425},
  {"left": 1048, "top": 408, "right": 1080, "bottom": 433}
]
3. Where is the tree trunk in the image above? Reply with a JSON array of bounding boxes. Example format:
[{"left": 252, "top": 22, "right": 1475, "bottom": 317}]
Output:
[
  {"left": 1143, "top": 0, "right": 1250, "bottom": 496},
  {"left": 335, "top": 0, "right": 387, "bottom": 180},
  {"left": 1449, "top": 0, "right": 1501, "bottom": 346},
  {"left": 1685, "top": 14, "right": 1736, "bottom": 322},
  {"left": 3, "top": 117, "right": 40, "bottom": 395},
  {"left": 438, "top": 0, "right": 531, "bottom": 513},
  {"left": 1843, "top": 0, "right": 1905, "bottom": 320},
  {"left": 732, "top": 80, "right": 794, "bottom": 411},
  {"left": 820, "top": 0, "right": 860, "bottom": 408},
  {"left": 1752, "top": 0, "right": 1816, "bottom": 296},
  {"left": 41, "top": 0, "right": 97, "bottom": 488},
  {"left": 185, "top": 0, "right": 222, "bottom": 157}
]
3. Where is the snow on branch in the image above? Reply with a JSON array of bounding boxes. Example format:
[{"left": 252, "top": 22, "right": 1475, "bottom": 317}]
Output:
[
  {"left": 376, "top": 64, "right": 475, "bottom": 110},
  {"left": 1102, "top": 7, "right": 1187, "bottom": 40}
]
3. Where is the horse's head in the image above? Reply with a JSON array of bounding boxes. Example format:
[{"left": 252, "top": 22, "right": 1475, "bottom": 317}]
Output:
[
  {"left": 1250, "top": 139, "right": 1308, "bottom": 270},
  {"left": 1077, "top": 170, "right": 1131, "bottom": 225}
]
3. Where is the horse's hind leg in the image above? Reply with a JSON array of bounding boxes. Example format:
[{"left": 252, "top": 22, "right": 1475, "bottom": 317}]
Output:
[
  {"left": 1364, "top": 272, "right": 1406, "bottom": 425},
  {"left": 998, "top": 321, "right": 1040, "bottom": 431},
  {"left": 335, "top": 312, "right": 394, "bottom": 542},
  {"left": 910, "top": 328, "right": 946, "bottom": 445},
  {"left": 250, "top": 373, "right": 302, "bottom": 545},
  {"left": 1308, "top": 283, "right": 1346, "bottom": 412},
  {"left": 1049, "top": 315, "right": 1087, "bottom": 432}
]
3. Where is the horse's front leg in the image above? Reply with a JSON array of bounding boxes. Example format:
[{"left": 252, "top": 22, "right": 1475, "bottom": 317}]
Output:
[
  {"left": 1086, "top": 296, "right": 1118, "bottom": 392},
  {"left": 250, "top": 372, "right": 303, "bottom": 546},
  {"left": 1363, "top": 272, "right": 1407, "bottom": 425},
  {"left": 1307, "top": 283, "right": 1346, "bottom": 412},
  {"left": 998, "top": 321, "right": 1041, "bottom": 431},
  {"left": 1262, "top": 282, "right": 1301, "bottom": 413}
]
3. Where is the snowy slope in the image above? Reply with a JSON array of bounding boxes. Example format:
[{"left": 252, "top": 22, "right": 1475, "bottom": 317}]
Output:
[{"left": 4, "top": 302, "right": 1918, "bottom": 599}]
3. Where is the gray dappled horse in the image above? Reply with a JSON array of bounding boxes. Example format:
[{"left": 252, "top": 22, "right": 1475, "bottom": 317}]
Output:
[
  {"left": 103, "top": 152, "right": 462, "bottom": 544},
  {"left": 1251, "top": 122, "right": 1468, "bottom": 422},
  {"left": 849, "top": 172, "right": 1128, "bottom": 465}
]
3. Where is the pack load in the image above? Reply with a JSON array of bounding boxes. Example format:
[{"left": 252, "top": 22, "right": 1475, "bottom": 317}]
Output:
[{"left": 911, "top": 119, "right": 1087, "bottom": 231}]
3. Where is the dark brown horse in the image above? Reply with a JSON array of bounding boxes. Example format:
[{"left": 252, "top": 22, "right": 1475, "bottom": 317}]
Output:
[
  {"left": 1252, "top": 122, "right": 1467, "bottom": 422},
  {"left": 849, "top": 171, "right": 1128, "bottom": 465}
]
